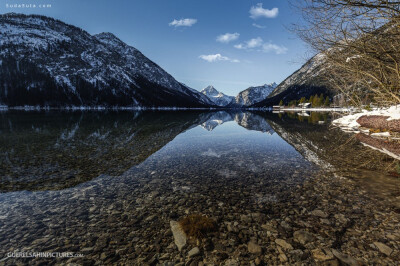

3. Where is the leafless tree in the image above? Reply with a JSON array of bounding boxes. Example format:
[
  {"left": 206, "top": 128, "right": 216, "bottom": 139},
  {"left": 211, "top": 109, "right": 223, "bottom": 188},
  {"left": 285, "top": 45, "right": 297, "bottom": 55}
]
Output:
[{"left": 291, "top": 0, "right": 400, "bottom": 106}]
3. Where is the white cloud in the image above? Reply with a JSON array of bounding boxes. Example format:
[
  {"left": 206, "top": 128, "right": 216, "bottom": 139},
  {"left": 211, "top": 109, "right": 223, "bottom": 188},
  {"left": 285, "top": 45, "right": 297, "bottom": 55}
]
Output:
[
  {"left": 234, "top": 37, "right": 263, "bottom": 50},
  {"left": 247, "top": 37, "right": 263, "bottom": 48},
  {"left": 199, "top": 54, "right": 228, "bottom": 62},
  {"left": 250, "top": 4, "right": 278, "bottom": 19},
  {"left": 252, "top": 23, "right": 266, "bottom": 29},
  {"left": 234, "top": 44, "right": 245, "bottom": 49},
  {"left": 234, "top": 37, "right": 287, "bottom": 54},
  {"left": 216, "top": 33, "right": 240, "bottom": 43},
  {"left": 199, "top": 54, "right": 239, "bottom": 63},
  {"left": 169, "top": 18, "right": 197, "bottom": 27},
  {"left": 262, "top": 43, "right": 288, "bottom": 54}
]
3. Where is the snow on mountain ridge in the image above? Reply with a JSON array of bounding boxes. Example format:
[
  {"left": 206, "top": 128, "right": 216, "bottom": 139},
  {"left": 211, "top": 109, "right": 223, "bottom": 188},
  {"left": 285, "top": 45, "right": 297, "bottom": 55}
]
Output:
[
  {"left": 235, "top": 83, "right": 277, "bottom": 106},
  {"left": 201, "top": 86, "right": 235, "bottom": 106},
  {"left": 201, "top": 86, "right": 219, "bottom": 96},
  {"left": 0, "top": 13, "right": 211, "bottom": 107}
]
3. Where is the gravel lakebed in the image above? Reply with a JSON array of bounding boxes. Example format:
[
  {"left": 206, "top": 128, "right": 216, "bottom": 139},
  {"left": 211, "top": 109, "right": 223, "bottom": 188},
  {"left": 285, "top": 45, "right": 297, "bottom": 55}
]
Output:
[
  {"left": 1, "top": 152, "right": 399, "bottom": 265},
  {"left": 0, "top": 111, "right": 399, "bottom": 265}
]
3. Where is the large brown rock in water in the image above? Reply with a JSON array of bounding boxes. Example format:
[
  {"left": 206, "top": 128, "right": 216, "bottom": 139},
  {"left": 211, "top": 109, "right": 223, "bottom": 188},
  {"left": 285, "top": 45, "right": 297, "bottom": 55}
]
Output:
[{"left": 356, "top": 115, "right": 400, "bottom": 132}]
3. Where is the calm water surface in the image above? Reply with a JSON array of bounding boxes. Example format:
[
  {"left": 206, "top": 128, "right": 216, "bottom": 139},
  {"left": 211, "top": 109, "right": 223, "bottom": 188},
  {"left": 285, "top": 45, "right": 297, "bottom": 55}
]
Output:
[{"left": 0, "top": 111, "right": 399, "bottom": 264}]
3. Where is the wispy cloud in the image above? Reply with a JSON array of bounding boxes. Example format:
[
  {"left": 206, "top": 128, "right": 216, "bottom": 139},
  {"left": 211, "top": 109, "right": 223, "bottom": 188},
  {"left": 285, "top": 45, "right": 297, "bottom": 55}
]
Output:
[
  {"left": 234, "top": 44, "right": 244, "bottom": 50},
  {"left": 234, "top": 37, "right": 287, "bottom": 54},
  {"left": 169, "top": 18, "right": 197, "bottom": 27},
  {"left": 199, "top": 54, "right": 239, "bottom": 63},
  {"left": 247, "top": 37, "right": 263, "bottom": 48},
  {"left": 234, "top": 37, "right": 263, "bottom": 49},
  {"left": 250, "top": 4, "right": 278, "bottom": 19},
  {"left": 216, "top": 33, "right": 240, "bottom": 43},
  {"left": 262, "top": 43, "right": 288, "bottom": 54},
  {"left": 252, "top": 23, "right": 266, "bottom": 29}
]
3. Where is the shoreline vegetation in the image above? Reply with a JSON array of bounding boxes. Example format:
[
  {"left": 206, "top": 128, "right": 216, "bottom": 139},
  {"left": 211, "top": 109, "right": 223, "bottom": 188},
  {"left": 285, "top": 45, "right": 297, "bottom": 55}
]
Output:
[
  {"left": 290, "top": 1, "right": 400, "bottom": 107},
  {"left": 280, "top": 0, "right": 400, "bottom": 164}
]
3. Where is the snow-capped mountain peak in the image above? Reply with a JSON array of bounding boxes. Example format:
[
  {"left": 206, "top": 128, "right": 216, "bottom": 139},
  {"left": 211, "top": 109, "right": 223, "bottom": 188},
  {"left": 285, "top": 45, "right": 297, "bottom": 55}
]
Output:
[
  {"left": 201, "top": 86, "right": 220, "bottom": 96},
  {"left": 201, "top": 86, "right": 234, "bottom": 107},
  {"left": 269, "top": 82, "right": 278, "bottom": 88}
]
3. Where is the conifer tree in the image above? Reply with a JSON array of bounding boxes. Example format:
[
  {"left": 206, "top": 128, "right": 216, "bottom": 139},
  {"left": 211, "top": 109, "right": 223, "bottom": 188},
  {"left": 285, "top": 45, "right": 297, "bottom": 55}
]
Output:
[{"left": 324, "top": 96, "right": 330, "bottom": 106}]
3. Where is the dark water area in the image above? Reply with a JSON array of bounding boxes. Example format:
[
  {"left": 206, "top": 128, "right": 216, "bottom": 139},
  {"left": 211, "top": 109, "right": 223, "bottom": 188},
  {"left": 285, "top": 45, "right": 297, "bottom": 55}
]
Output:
[{"left": 0, "top": 110, "right": 399, "bottom": 265}]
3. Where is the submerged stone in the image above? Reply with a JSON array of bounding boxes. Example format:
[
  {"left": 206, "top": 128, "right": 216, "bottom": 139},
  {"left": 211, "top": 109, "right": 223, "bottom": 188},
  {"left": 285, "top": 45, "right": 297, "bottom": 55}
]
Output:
[
  {"left": 248, "top": 241, "right": 262, "bottom": 254},
  {"left": 332, "top": 249, "right": 359, "bottom": 265},
  {"left": 293, "top": 230, "right": 315, "bottom": 245},
  {"left": 188, "top": 247, "right": 200, "bottom": 257},
  {"left": 310, "top": 209, "right": 329, "bottom": 218},
  {"left": 170, "top": 221, "right": 187, "bottom": 251},
  {"left": 311, "top": 248, "right": 334, "bottom": 261},
  {"left": 275, "top": 239, "right": 293, "bottom": 250},
  {"left": 374, "top": 242, "right": 393, "bottom": 256}
]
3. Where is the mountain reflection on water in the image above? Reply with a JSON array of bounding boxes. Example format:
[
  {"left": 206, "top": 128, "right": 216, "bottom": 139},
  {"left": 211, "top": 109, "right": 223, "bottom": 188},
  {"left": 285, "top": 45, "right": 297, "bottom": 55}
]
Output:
[
  {"left": 0, "top": 110, "right": 399, "bottom": 194},
  {"left": 200, "top": 111, "right": 274, "bottom": 134},
  {"left": 0, "top": 111, "right": 209, "bottom": 191},
  {"left": 1, "top": 110, "right": 400, "bottom": 265},
  {"left": 0, "top": 111, "right": 279, "bottom": 192}
]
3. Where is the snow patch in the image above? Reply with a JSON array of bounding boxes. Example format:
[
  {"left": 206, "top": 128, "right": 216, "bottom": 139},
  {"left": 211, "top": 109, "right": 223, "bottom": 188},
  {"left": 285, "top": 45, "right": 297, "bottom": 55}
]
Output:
[{"left": 332, "top": 105, "right": 400, "bottom": 132}]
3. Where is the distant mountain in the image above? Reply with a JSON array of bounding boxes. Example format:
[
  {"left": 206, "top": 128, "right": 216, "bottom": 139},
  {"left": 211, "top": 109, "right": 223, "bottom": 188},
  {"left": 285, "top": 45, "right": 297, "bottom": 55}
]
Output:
[
  {"left": 0, "top": 13, "right": 213, "bottom": 108},
  {"left": 235, "top": 83, "right": 277, "bottom": 106},
  {"left": 252, "top": 54, "right": 333, "bottom": 107},
  {"left": 201, "top": 86, "right": 235, "bottom": 107}
]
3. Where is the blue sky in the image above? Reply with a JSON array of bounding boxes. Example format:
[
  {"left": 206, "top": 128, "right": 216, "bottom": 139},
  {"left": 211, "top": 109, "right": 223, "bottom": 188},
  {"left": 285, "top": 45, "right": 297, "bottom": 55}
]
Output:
[{"left": 1, "top": 0, "right": 310, "bottom": 96}]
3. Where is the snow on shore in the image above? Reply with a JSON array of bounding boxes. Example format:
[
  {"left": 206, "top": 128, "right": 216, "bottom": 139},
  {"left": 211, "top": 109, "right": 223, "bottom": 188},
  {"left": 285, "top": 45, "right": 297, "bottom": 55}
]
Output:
[
  {"left": 332, "top": 105, "right": 400, "bottom": 132},
  {"left": 281, "top": 107, "right": 351, "bottom": 112}
]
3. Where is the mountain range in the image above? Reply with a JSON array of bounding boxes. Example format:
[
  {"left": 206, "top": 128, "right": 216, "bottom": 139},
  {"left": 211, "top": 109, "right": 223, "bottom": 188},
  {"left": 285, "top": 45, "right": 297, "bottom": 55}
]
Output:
[
  {"left": 201, "top": 83, "right": 278, "bottom": 107},
  {"left": 0, "top": 13, "right": 335, "bottom": 109},
  {"left": 0, "top": 13, "right": 213, "bottom": 108}
]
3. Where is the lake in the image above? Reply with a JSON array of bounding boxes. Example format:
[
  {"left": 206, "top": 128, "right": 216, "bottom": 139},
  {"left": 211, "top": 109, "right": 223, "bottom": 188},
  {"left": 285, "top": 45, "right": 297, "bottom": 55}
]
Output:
[{"left": 0, "top": 111, "right": 399, "bottom": 265}]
